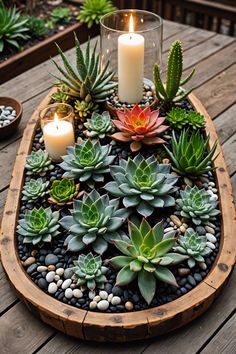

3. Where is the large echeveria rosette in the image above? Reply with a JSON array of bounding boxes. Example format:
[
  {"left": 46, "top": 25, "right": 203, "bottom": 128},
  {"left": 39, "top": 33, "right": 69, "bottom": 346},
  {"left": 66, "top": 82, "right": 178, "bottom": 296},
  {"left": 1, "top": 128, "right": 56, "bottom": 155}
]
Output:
[
  {"left": 104, "top": 154, "right": 178, "bottom": 217},
  {"left": 60, "top": 190, "right": 130, "bottom": 254}
]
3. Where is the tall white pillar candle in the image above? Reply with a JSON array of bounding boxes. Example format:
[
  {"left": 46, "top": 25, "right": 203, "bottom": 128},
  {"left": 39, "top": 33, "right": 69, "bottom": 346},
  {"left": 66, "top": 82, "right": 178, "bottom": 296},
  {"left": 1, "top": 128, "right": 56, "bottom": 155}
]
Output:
[
  {"left": 43, "top": 114, "right": 74, "bottom": 161},
  {"left": 118, "top": 15, "right": 144, "bottom": 104}
]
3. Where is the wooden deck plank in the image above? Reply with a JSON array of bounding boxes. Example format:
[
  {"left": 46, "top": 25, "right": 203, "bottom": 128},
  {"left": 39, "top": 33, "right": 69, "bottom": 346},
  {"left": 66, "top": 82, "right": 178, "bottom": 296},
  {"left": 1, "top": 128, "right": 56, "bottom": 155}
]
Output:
[
  {"left": 214, "top": 103, "right": 236, "bottom": 144},
  {"left": 221, "top": 133, "right": 236, "bottom": 176},
  {"left": 194, "top": 63, "right": 236, "bottom": 118},
  {"left": 0, "top": 264, "right": 17, "bottom": 315},
  {"left": 231, "top": 173, "right": 236, "bottom": 204},
  {"left": 0, "top": 139, "right": 20, "bottom": 192},
  {"left": 0, "top": 302, "right": 54, "bottom": 354},
  {"left": 201, "top": 313, "right": 236, "bottom": 354},
  {"left": 0, "top": 189, "right": 7, "bottom": 221},
  {"left": 163, "top": 20, "right": 188, "bottom": 40}
]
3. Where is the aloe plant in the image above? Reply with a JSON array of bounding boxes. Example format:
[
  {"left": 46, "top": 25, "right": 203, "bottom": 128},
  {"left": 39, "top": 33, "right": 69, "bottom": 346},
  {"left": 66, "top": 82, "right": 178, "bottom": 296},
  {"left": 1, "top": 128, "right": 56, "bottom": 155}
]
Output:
[
  {"left": 165, "top": 129, "right": 218, "bottom": 176},
  {"left": 72, "top": 253, "right": 108, "bottom": 290},
  {"left": 60, "top": 190, "right": 130, "bottom": 254},
  {"left": 153, "top": 40, "right": 195, "bottom": 104},
  {"left": 110, "top": 219, "right": 188, "bottom": 304},
  {"left": 17, "top": 207, "right": 60, "bottom": 246},
  {"left": 104, "top": 154, "right": 178, "bottom": 217}
]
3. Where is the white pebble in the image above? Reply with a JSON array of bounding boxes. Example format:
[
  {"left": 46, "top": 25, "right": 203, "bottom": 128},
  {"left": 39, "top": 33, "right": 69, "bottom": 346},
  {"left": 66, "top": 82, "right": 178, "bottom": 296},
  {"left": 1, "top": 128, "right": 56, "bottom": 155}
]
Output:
[
  {"left": 207, "top": 241, "right": 215, "bottom": 250},
  {"left": 111, "top": 296, "right": 121, "bottom": 306},
  {"left": 206, "top": 233, "right": 217, "bottom": 243},
  {"left": 97, "top": 300, "right": 109, "bottom": 311},
  {"left": 46, "top": 271, "right": 55, "bottom": 283},
  {"left": 99, "top": 290, "right": 108, "bottom": 300},
  {"left": 205, "top": 226, "right": 215, "bottom": 234},
  {"left": 62, "top": 279, "right": 72, "bottom": 289},
  {"left": 54, "top": 275, "right": 60, "bottom": 281},
  {"left": 108, "top": 293, "right": 113, "bottom": 302},
  {"left": 73, "top": 289, "right": 83, "bottom": 298},
  {"left": 209, "top": 181, "right": 215, "bottom": 187},
  {"left": 164, "top": 227, "right": 174, "bottom": 233},
  {"left": 37, "top": 266, "right": 47, "bottom": 272},
  {"left": 205, "top": 221, "right": 216, "bottom": 229},
  {"left": 93, "top": 295, "right": 101, "bottom": 302},
  {"left": 48, "top": 282, "right": 57, "bottom": 294},
  {"left": 89, "top": 301, "right": 97, "bottom": 310},
  {"left": 57, "top": 279, "right": 63, "bottom": 287},
  {"left": 89, "top": 290, "right": 96, "bottom": 300},
  {"left": 65, "top": 288, "right": 73, "bottom": 299},
  {"left": 56, "top": 268, "right": 64, "bottom": 276}
]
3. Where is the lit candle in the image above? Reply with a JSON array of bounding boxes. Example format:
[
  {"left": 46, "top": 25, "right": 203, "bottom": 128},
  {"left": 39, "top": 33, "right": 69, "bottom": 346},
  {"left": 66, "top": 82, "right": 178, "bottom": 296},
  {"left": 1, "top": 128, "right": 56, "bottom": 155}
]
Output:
[
  {"left": 43, "top": 113, "right": 74, "bottom": 161},
  {"left": 118, "top": 14, "right": 145, "bottom": 104}
]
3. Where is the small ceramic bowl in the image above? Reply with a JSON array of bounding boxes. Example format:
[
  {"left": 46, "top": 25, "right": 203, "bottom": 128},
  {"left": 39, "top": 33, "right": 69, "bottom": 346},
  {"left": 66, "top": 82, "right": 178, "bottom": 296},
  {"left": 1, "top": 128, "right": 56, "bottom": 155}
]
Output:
[{"left": 0, "top": 96, "right": 23, "bottom": 140}]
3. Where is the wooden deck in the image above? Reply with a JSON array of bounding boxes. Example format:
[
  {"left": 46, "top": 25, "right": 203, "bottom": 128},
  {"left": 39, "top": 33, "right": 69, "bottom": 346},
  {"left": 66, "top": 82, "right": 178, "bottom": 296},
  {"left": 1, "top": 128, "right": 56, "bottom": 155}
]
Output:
[{"left": 0, "top": 20, "right": 236, "bottom": 353}]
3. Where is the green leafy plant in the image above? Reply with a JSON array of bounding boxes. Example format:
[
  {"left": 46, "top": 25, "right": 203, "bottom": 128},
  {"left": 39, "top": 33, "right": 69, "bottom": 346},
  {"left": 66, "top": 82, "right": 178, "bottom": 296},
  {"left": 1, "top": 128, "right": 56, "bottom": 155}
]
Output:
[
  {"left": 51, "top": 34, "right": 116, "bottom": 118},
  {"left": 110, "top": 219, "right": 188, "bottom": 304},
  {"left": 72, "top": 253, "right": 108, "bottom": 290},
  {"left": 176, "top": 185, "right": 220, "bottom": 225},
  {"left": 0, "top": 4, "right": 29, "bottom": 52},
  {"left": 165, "top": 129, "right": 218, "bottom": 176},
  {"left": 22, "top": 178, "right": 49, "bottom": 203},
  {"left": 51, "top": 7, "right": 71, "bottom": 24},
  {"left": 60, "top": 190, "right": 130, "bottom": 254},
  {"left": 104, "top": 154, "right": 178, "bottom": 217},
  {"left": 153, "top": 40, "right": 195, "bottom": 105},
  {"left": 167, "top": 108, "right": 205, "bottom": 130},
  {"left": 84, "top": 111, "right": 114, "bottom": 138},
  {"left": 48, "top": 178, "right": 82, "bottom": 206},
  {"left": 187, "top": 111, "right": 205, "bottom": 129},
  {"left": 17, "top": 207, "right": 60, "bottom": 246},
  {"left": 25, "top": 150, "right": 54, "bottom": 176},
  {"left": 78, "top": 0, "right": 116, "bottom": 28},
  {"left": 60, "top": 139, "right": 115, "bottom": 182},
  {"left": 174, "top": 228, "right": 212, "bottom": 269},
  {"left": 22, "top": 15, "right": 47, "bottom": 38},
  {"left": 51, "top": 83, "right": 70, "bottom": 103},
  {"left": 112, "top": 104, "right": 168, "bottom": 152}
]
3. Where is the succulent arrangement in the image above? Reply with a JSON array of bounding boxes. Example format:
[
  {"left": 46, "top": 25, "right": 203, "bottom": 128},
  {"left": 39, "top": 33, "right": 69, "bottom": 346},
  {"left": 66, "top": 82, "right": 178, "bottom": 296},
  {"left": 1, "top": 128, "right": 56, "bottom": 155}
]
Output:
[
  {"left": 165, "top": 129, "right": 218, "bottom": 176},
  {"left": 104, "top": 155, "right": 178, "bottom": 217},
  {"left": 110, "top": 219, "right": 188, "bottom": 304},
  {"left": 111, "top": 105, "right": 168, "bottom": 152},
  {"left": 84, "top": 111, "right": 114, "bottom": 138},
  {"left": 176, "top": 186, "right": 220, "bottom": 225},
  {"left": 153, "top": 40, "right": 195, "bottom": 105},
  {"left": 78, "top": 0, "right": 116, "bottom": 28},
  {"left": 60, "top": 190, "right": 130, "bottom": 254},
  {"left": 22, "top": 178, "right": 49, "bottom": 203},
  {"left": 25, "top": 150, "right": 54, "bottom": 176},
  {"left": 72, "top": 253, "right": 108, "bottom": 290},
  {"left": 17, "top": 207, "right": 60, "bottom": 246},
  {"left": 167, "top": 108, "right": 205, "bottom": 130},
  {"left": 174, "top": 228, "right": 212, "bottom": 269},
  {"left": 48, "top": 178, "right": 82, "bottom": 206}
]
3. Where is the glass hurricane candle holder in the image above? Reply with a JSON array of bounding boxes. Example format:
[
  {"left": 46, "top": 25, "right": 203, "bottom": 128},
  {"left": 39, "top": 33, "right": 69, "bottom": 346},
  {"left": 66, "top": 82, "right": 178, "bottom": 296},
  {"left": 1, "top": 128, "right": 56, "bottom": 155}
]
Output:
[
  {"left": 39, "top": 103, "right": 75, "bottom": 162},
  {"left": 100, "top": 9, "right": 163, "bottom": 104}
]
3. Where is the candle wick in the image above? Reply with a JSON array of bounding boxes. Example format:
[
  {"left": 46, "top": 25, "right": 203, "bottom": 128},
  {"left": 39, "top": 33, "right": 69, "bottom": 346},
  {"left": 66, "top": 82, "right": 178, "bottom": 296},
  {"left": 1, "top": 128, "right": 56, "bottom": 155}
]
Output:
[{"left": 130, "top": 35, "right": 132, "bottom": 40}]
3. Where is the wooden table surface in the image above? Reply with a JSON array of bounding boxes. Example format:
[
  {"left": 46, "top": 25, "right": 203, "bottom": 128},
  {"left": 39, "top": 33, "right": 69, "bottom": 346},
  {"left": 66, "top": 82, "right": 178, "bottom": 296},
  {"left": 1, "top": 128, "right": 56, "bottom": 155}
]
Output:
[{"left": 0, "top": 20, "right": 236, "bottom": 354}]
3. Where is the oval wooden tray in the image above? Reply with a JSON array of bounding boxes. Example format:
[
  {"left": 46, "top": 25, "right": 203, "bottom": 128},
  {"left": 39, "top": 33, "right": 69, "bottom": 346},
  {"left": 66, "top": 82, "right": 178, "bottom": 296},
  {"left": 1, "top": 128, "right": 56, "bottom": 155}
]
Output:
[{"left": 0, "top": 90, "right": 235, "bottom": 342}]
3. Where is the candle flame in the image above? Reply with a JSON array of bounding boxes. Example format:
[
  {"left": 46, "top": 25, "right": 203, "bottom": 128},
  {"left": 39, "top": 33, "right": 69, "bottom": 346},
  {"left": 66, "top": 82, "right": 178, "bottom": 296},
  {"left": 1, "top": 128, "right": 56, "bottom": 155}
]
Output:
[
  {"left": 54, "top": 112, "right": 59, "bottom": 129},
  {"left": 129, "top": 14, "right": 134, "bottom": 33}
]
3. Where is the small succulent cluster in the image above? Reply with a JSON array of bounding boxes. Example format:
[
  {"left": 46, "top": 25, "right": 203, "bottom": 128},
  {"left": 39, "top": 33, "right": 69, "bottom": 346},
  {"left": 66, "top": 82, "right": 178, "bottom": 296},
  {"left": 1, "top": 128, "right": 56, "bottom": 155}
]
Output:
[
  {"left": 60, "top": 190, "right": 130, "bottom": 254},
  {"left": 174, "top": 228, "right": 212, "bottom": 269},
  {"left": 111, "top": 219, "right": 188, "bottom": 304},
  {"left": 25, "top": 150, "right": 54, "bottom": 176},
  {"left": 153, "top": 40, "right": 195, "bottom": 105},
  {"left": 112, "top": 105, "right": 168, "bottom": 152},
  {"left": 165, "top": 129, "right": 218, "bottom": 176},
  {"left": 51, "top": 83, "right": 70, "bottom": 104},
  {"left": 48, "top": 178, "right": 82, "bottom": 206},
  {"left": 176, "top": 186, "right": 220, "bottom": 225},
  {"left": 84, "top": 111, "right": 114, "bottom": 139},
  {"left": 60, "top": 139, "right": 115, "bottom": 183},
  {"left": 74, "top": 94, "right": 98, "bottom": 119},
  {"left": 105, "top": 154, "right": 178, "bottom": 217},
  {"left": 167, "top": 108, "right": 205, "bottom": 130},
  {"left": 22, "top": 178, "right": 49, "bottom": 203},
  {"left": 78, "top": 0, "right": 116, "bottom": 28},
  {"left": 17, "top": 207, "right": 60, "bottom": 246},
  {"left": 72, "top": 253, "right": 108, "bottom": 290}
]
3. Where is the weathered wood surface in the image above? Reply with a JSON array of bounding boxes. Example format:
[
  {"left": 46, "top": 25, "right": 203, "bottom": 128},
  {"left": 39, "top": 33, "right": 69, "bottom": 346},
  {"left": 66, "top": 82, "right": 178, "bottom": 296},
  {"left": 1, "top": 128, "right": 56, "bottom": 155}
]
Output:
[{"left": 0, "top": 19, "right": 235, "bottom": 351}]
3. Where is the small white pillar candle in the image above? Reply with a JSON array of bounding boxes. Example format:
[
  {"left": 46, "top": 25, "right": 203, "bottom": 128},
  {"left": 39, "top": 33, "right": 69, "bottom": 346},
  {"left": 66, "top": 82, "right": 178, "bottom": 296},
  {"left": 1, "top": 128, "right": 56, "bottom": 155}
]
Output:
[
  {"left": 118, "top": 14, "right": 144, "bottom": 104},
  {"left": 43, "top": 113, "right": 74, "bottom": 161}
]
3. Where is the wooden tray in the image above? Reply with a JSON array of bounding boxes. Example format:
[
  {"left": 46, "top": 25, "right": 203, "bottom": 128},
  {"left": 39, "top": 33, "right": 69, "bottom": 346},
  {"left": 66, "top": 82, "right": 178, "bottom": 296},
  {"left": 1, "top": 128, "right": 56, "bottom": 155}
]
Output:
[{"left": 0, "top": 89, "right": 235, "bottom": 342}]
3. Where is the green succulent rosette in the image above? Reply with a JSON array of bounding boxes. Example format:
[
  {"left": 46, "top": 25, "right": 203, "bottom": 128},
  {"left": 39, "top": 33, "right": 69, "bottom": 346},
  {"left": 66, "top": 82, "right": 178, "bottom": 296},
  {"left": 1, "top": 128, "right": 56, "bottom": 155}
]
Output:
[
  {"left": 72, "top": 253, "right": 108, "bottom": 290},
  {"left": 84, "top": 111, "right": 114, "bottom": 139},
  {"left": 110, "top": 219, "right": 188, "bottom": 304},
  {"left": 166, "top": 107, "right": 188, "bottom": 129},
  {"left": 25, "top": 149, "right": 54, "bottom": 176},
  {"left": 104, "top": 154, "right": 178, "bottom": 217},
  {"left": 78, "top": 0, "right": 116, "bottom": 28},
  {"left": 22, "top": 178, "right": 49, "bottom": 203},
  {"left": 60, "top": 190, "right": 130, "bottom": 254},
  {"left": 187, "top": 111, "right": 205, "bottom": 129},
  {"left": 48, "top": 178, "right": 82, "bottom": 206},
  {"left": 17, "top": 207, "right": 60, "bottom": 246}
]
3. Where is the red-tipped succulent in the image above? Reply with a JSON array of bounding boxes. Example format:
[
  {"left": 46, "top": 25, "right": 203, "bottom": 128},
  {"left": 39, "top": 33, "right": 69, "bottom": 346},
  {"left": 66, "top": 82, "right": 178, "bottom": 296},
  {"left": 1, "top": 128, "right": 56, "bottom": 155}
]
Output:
[{"left": 111, "top": 104, "right": 169, "bottom": 152}]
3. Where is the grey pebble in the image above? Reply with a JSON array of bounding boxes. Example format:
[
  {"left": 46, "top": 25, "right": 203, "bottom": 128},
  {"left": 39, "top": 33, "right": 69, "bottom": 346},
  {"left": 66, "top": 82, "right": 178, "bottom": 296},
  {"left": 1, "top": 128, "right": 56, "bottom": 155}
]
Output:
[
  {"left": 111, "top": 296, "right": 121, "bottom": 305},
  {"left": 205, "top": 226, "right": 215, "bottom": 234},
  {"left": 64, "top": 268, "right": 73, "bottom": 279},
  {"left": 45, "top": 254, "right": 59, "bottom": 266},
  {"left": 62, "top": 279, "right": 72, "bottom": 289}
]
